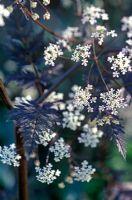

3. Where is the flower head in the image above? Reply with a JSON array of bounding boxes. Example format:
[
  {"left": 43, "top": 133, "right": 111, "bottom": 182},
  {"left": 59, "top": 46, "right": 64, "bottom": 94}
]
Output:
[
  {"left": 49, "top": 138, "right": 70, "bottom": 162},
  {"left": 36, "top": 163, "right": 61, "bottom": 184},
  {"left": 73, "top": 85, "right": 96, "bottom": 112},
  {"left": 35, "top": 129, "right": 56, "bottom": 146},
  {"left": 121, "top": 16, "right": 132, "bottom": 38},
  {"left": 0, "top": 144, "right": 21, "bottom": 167},
  {"left": 44, "top": 43, "right": 63, "bottom": 66},
  {"left": 72, "top": 160, "right": 96, "bottom": 182},
  {"left": 78, "top": 124, "right": 103, "bottom": 148},
  {"left": 0, "top": 4, "right": 10, "bottom": 26},
  {"left": 91, "top": 25, "right": 117, "bottom": 45},
  {"left": 108, "top": 51, "right": 132, "bottom": 77},
  {"left": 71, "top": 44, "right": 92, "bottom": 66},
  {"left": 99, "top": 88, "right": 128, "bottom": 115},
  {"left": 43, "top": 0, "right": 50, "bottom": 6},
  {"left": 62, "top": 103, "right": 85, "bottom": 130},
  {"left": 82, "top": 5, "right": 108, "bottom": 25}
]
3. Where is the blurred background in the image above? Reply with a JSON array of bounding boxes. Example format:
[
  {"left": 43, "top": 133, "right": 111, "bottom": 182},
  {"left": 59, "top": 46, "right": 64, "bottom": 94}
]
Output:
[{"left": 0, "top": 0, "right": 132, "bottom": 199}]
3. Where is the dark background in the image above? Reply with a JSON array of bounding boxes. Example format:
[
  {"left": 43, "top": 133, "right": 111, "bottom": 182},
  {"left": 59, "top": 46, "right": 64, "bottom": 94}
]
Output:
[{"left": 0, "top": 0, "right": 132, "bottom": 199}]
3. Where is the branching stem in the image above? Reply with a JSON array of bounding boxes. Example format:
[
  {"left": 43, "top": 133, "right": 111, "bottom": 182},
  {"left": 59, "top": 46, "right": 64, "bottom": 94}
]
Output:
[
  {"left": 37, "top": 62, "right": 81, "bottom": 104},
  {"left": 0, "top": 80, "right": 28, "bottom": 200},
  {"left": 15, "top": 0, "right": 65, "bottom": 40}
]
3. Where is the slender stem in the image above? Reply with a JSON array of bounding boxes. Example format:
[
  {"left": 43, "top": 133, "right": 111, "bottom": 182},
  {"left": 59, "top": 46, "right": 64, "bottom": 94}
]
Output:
[
  {"left": 31, "top": 63, "right": 44, "bottom": 96},
  {"left": 99, "top": 61, "right": 122, "bottom": 88},
  {"left": 75, "top": 0, "right": 82, "bottom": 16},
  {"left": 37, "top": 62, "right": 81, "bottom": 104},
  {"left": 87, "top": 62, "right": 94, "bottom": 83},
  {"left": 16, "top": 127, "right": 28, "bottom": 200},
  {"left": 36, "top": 47, "right": 125, "bottom": 104},
  {"left": 0, "top": 80, "right": 28, "bottom": 200},
  {"left": 15, "top": 0, "right": 65, "bottom": 40},
  {"left": 92, "top": 40, "right": 109, "bottom": 91}
]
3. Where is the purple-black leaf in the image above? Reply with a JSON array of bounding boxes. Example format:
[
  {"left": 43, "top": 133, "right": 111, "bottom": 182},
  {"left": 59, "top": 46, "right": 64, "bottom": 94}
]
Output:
[{"left": 9, "top": 101, "right": 60, "bottom": 154}]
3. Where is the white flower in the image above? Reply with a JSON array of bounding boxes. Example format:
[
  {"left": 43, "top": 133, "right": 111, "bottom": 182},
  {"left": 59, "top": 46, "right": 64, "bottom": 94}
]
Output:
[
  {"left": 121, "top": 16, "right": 132, "bottom": 38},
  {"left": 108, "top": 51, "right": 132, "bottom": 77},
  {"left": 43, "top": 0, "right": 50, "bottom": 6},
  {"left": 71, "top": 44, "right": 92, "bottom": 66},
  {"left": 82, "top": 5, "right": 108, "bottom": 25},
  {"left": 32, "top": 12, "right": 40, "bottom": 20},
  {"left": 35, "top": 163, "right": 61, "bottom": 184},
  {"left": 73, "top": 85, "right": 96, "bottom": 112},
  {"left": 62, "top": 27, "right": 82, "bottom": 40},
  {"left": 0, "top": 4, "right": 10, "bottom": 26},
  {"left": 62, "top": 103, "right": 85, "bottom": 130},
  {"left": 78, "top": 124, "right": 103, "bottom": 148},
  {"left": 0, "top": 144, "right": 21, "bottom": 167},
  {"left": 49, "top": 138, "right": 70, "bottom": 162},
  {"left": 126, "top": 39, "right": 132, "bottom": 46},
  {"left": 61, "top": 85, "right": 86, "bottom": 130},
  {"left": 72, "top": 160, "right": 96, "bottom": 182},
  {"left": 43, "top": 11, "right": 50, "bottom": 20},
  {"left": 36, "top": 129, "right": 56, "bottom": 146},
  {"left": 91, "top": 25, "right": 117, "bottom": 45},
  {"left": 99, "top": 88, "right": 128, "bottom": 115},
  {"left": 30, "top": 1, "right": 38, "bottom": 8},
  {"left": 44, "top": 43, "right": 63, "bottom": 66}
]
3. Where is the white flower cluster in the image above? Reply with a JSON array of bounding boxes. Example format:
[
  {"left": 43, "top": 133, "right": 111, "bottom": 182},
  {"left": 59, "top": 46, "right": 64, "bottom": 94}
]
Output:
[
  {"left": 44, "top": 40, "right": 71, "bottom": 66},
  {"left": 30, "top": 1, "right": 38, "bottom": 8},
  {"left": 43, "top": 11, "right": 50, "bottom": 20},
  {"left": 32, "top": 12, "right": 40, "bottom": 20},
  {"left": 121, "top": 16, "right": 132, "bottom": 58},
  {"left": 49, "top": 138, "right": 70, "bottom": 162},
  {"left": 78, "top": 124, "right": 103, "bottom": 148},
  {"left": 62, "top": 102, "right": 85, "bottom": 130},
  {"left": 71, "top": 44, "right": 92, "bottom": 66},
  {"left": 36, "top": 129, "right": 56, "bottom": 146},
  {"left": 43, "top": 0, "right": 50, "bottom": 6},
  {"left": 82, "top": 5, "right": 108, "bottom": 25},
  {"left": 108, "top": 51, "right": 132, "bottom": 77},
  {"left": 72, "top": 160, "right": 96, "bottom": 182},
  {"left": 44, "top": 43, "right": 63, "bottom": 66},
  {"left": 61, "top": 85, "right": 85, "bottom": 130},
  {"left": 0, "top": 4, "right": 11, "bottom": 26},
  {"left": 31, "top": 0, "right": 50, "bottom": 20},
  {"left": 0, "top": 144, "right": 21, "bottom": 167},
  {"left": 73, "top": 85, "right": 96, "bottom": 112},
  {"left": 121, "top": 16, "right": 132, "bottom": 39},
  {"left": 91, "top": 25, "right": 117, "bottom": 45},
  {"left": 99, "top": 88, "right": 128, "bottom": 115},
  {"left": 62, "top": 27, "right": 82, "bottom": 40},
  {"left": 35, "top": 163, "right": 61, "bottom": 184}
]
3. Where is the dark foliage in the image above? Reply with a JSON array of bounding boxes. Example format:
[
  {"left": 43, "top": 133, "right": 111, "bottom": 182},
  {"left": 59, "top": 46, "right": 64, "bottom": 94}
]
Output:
[
  {"left": 10, "top": 101, "right": 60, "bottom": 153},
  {"left": 3, "top": 8, "right": 46, "bottom": 66}
]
